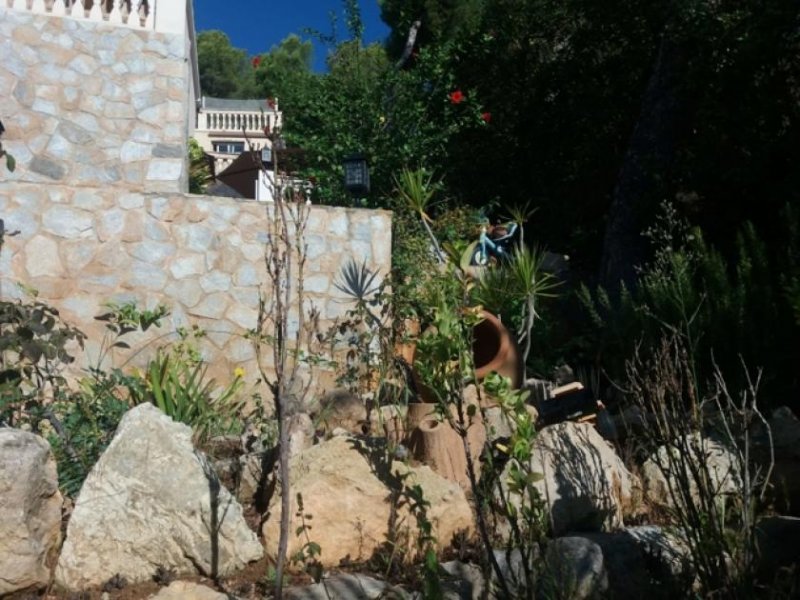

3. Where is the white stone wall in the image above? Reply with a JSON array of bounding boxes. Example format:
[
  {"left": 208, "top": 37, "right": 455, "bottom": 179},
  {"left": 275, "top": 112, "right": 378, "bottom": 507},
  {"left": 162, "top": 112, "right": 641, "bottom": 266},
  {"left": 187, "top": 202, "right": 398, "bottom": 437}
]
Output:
[
  {"left": 1, "top": 8, "right": 190, "bottom": 194},
  {"left": 0, "top": 182, "right": 392, "bottom": 383}
]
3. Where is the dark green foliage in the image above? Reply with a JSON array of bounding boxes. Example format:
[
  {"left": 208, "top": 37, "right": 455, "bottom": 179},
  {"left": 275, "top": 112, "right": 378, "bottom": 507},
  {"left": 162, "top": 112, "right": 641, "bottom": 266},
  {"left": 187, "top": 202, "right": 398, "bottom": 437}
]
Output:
[
  {"left": 188, "top": 138, "right": 211, "bottom": 194},
  {"left": 579, "top": 203, "right": 799, "bottom": 405},
  {"left": 196, "top": 30, "right": 257, "bottom": 98},
  {"left": 49, "top": 371, "right": 135, "bottom": 497},
  {"left": 0, "top": 299, "right": 85, "bottom": 428},
  {"left": 252, "top": 34, "right": 314, "bottom": 101}
]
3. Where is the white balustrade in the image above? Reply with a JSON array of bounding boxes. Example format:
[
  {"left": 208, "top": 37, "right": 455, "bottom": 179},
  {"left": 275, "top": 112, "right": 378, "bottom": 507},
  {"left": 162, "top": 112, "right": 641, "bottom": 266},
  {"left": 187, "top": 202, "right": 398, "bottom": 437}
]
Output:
[
  {"left": 202, "top": 111, "right": 282, "bottom": 134},
  {"left": 5, "top": 0, "right": 166, "bottom": 32}
]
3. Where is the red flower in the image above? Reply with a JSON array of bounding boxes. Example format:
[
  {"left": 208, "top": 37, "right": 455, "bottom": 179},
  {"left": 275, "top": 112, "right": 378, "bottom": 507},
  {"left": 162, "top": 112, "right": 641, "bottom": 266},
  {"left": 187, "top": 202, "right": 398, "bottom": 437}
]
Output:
[
  {"left": 481, "top": 112, "right": 492, "bottom": 123},
  {"left": 449, "top": 89, "right": 465, "bottom": 104},
  {"left": 251, "top": 56, "right": 261, "bottom": 68}
]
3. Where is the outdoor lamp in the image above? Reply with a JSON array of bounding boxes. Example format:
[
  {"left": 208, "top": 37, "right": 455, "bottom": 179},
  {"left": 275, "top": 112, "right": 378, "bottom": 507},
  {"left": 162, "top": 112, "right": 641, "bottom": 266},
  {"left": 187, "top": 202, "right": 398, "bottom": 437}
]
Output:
[
  {"left": 260, "top": 146, "right": 272, "bottom": 164},
  {"left": 343, "top": 153, "right": 370, "bottom": 196}
]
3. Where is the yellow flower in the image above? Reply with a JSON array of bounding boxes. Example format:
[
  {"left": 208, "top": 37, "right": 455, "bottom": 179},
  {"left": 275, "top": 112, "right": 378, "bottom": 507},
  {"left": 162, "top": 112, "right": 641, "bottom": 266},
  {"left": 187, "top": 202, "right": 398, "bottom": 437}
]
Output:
[{"left": 234, "top": 367, "right": 245, "bottom": 379}]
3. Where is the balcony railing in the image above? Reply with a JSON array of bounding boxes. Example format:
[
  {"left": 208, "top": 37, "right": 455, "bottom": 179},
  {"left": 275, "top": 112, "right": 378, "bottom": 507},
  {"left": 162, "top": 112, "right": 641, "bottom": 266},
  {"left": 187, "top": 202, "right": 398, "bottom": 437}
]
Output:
[
  {"left": 202, "top": 111, "right": 282, "bottom": 134},
  {"left": 4, "top": 0, "right": 184, "bottom": 33}
]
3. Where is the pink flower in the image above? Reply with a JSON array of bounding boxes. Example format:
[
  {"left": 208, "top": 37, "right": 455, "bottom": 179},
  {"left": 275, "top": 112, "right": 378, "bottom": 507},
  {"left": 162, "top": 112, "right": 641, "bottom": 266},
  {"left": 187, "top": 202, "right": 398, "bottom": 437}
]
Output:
[{"left": 449, "top": 90, "right": 465, "bottom": 104}]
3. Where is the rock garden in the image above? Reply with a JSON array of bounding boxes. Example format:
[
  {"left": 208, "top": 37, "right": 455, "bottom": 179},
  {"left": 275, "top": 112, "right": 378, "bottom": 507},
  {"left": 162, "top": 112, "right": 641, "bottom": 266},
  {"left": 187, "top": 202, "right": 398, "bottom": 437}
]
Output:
[{"left": 2, "top": 182, "right": 800, "bottom": 600}]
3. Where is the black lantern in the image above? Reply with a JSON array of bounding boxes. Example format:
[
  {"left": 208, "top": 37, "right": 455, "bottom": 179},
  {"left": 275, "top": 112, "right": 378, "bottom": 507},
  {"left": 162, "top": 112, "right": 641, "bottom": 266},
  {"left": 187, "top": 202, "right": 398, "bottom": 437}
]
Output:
[{"left": 343, "top": 153, "right": 370, "bottom": 196}]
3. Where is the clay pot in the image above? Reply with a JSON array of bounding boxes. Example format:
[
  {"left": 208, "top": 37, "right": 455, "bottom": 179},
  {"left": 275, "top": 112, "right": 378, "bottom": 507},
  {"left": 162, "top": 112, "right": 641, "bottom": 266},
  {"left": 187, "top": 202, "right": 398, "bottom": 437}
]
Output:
[
  {"left": 405, "top": 400, "right": 486, "bottom": 489},
  {"left": 393, "top": 318, "right": 420, "bottom": 365},
  {"left": 472, "top": 311, "right": 523, "bottom": 389}
]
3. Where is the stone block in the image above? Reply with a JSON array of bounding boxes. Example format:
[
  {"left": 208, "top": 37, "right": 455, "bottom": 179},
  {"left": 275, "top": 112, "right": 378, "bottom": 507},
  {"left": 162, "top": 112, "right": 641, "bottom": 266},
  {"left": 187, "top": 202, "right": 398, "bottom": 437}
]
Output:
[
  {"left": 170, "top": 253, "right": 205, "bottom": 279},
  {"left": 24, "top": 235, "right": 64, "bottom": 278},
  {"left": 42, "top": 206, "right": 93, "bottom": 238},
  {"left": 29, "top": 155, "right": 66, "bottom": 180}
]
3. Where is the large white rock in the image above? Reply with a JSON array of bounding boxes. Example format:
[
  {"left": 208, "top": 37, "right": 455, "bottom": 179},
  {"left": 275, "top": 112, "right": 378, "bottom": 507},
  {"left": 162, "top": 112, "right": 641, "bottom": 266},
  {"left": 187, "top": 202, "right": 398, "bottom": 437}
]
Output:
[
  {"left": 262, "top": 435, "right": 474, "bottom": 567},
  {"left": 0, "top": 430, "right": 63, "bottom": 595},
  {"left": 641, "top": 432, "right": 741, "bottom": 510},
  {"left": 500, "top": 422, "right": 638, "bottom": 534},
  {"left": 148, "top": 580, "right": 232, "bottom": 600},
  {"left": 55, "top": 403, "right": 262, "bottom": 590}
]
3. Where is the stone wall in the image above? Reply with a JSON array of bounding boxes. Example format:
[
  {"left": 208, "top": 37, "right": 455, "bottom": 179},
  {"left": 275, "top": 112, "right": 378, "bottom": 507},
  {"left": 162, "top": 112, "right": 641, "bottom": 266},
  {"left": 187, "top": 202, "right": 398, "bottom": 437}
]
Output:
[
  {"left": 1, "top": 7, "right": 190, "bottom": 194},
  {"left": 0, "top": 182, "right": 392, "bottom": 384},
  {"left": 0, "top": 7, "right": 392, "bottom": 390}
]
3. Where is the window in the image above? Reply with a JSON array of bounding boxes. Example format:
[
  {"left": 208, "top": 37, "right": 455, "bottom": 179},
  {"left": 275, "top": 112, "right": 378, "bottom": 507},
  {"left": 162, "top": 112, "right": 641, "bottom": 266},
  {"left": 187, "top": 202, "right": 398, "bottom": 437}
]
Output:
[{"left": 213, "top": 141, "right": 244, "bottom": 155}]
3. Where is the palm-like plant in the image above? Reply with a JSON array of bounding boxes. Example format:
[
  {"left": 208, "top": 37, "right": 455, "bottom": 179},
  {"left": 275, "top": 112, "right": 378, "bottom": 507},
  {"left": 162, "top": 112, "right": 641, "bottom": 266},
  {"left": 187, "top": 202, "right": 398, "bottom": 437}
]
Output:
[
  {"left": 334, "top": 258, "right": 382, "bottom": 327},
  {"left": 508, "top": 245, "right": 560, "bottom": 371},
  {"left": 394, "top": 167, "right": 445, "bottom": 263},
  {"left": 504, "top": 200, "right": 538, "bottom": 249}
]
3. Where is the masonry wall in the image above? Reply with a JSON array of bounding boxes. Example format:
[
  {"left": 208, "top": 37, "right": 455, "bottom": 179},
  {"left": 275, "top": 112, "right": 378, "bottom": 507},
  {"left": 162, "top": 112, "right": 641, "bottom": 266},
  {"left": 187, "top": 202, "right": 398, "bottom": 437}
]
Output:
[
  {"left": 0, "top": 182, "right": 392, "bottom": 382},
  {"left": 1, "top": 8, "right": 190, "bottom": 193},
  {"left": 0, "top": 7, "right": 392, "bottom": 387}
]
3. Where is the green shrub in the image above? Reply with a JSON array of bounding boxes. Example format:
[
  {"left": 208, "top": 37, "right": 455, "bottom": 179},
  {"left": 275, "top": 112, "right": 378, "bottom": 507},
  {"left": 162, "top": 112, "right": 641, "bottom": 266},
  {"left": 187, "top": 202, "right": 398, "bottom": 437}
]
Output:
[{"left": 133, "top": 345, "right": 245, "bottom": 444}]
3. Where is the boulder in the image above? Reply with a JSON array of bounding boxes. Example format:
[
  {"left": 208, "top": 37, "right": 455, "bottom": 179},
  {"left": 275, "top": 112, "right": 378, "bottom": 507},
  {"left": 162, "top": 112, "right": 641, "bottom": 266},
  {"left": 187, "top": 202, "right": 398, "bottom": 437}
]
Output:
[
  {"left": 262, "top": 436, "right": 474, "bottom": 567},
  {"left": 540, "top": 537, "right": 608, "bottom": 600},
  {"left": 284, "top": 573, "right": 405, "bottom": 599},
  {"left": 756, "top": 407, "right": 800, "bottom": 514},
  {"left": 316, "top": 388, "right": 367, "bottom": 435},
  {"left": 641, "top": 433, "right": 740, "bottom": 510},
  {"left": 499, "top": 422, "right": 638, "bottom": 535},
  {"left": 0, "top": 430, "right": 63, "bottom": 595},
  {"left": 575, "top": 526, "right": 694, "bottom": 598},
  {"left": 55, "top": 403, "right": 262, "bottom": 590},
  {"left": 755, "top": 516, "right": 800, "bottom": 580},
  {"left": 148, "top": 581, "right": 233, "bottom": 600},
  {"left": 440, "top": 560, "right": 486, "bottom": 600}
]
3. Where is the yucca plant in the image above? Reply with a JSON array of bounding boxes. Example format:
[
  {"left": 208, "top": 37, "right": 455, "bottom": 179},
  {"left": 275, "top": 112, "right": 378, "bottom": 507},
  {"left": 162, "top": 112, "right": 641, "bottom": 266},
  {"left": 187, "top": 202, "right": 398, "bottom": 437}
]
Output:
[
  {"left": 503, "top": 200, "right": 538, "bottom": 249},
  {"left": 334, "top": 258, "right": 382, "bottom": 323},
  {"left": 394, "top": 167, "right": 445, "bottom": 263},
  {"left": 471, "top": 246, "right": 560, "bottom": 375}
]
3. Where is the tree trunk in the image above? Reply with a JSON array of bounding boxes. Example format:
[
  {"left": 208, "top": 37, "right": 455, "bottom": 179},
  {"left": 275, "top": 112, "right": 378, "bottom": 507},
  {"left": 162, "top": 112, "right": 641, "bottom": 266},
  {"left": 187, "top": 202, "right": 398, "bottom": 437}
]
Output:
[{"left": 600, "top": 34, "right": 689, "bottom": 291}]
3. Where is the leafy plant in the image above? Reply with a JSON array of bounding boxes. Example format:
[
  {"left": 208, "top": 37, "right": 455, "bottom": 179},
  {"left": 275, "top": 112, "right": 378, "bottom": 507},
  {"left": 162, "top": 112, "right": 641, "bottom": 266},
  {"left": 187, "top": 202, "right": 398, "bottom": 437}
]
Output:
[
  {"left": 188, "top": 138, "right": 211, "bottom": 194},
  {"left": 0, "top": 299, "right": 86, "bottom": 429},
  {"left": 134, "top": 347, "right": 245, "bottom": 443},
  {"left": 290, "top": 492, "right": 324, "bottom": 584}
]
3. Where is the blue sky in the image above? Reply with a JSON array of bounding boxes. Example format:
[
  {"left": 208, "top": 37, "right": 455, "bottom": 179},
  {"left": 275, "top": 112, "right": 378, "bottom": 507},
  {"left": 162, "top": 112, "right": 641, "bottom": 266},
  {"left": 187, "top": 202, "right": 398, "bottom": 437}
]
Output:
[{"left": 193, "top": 0, "right": 391, "bottom": 72}]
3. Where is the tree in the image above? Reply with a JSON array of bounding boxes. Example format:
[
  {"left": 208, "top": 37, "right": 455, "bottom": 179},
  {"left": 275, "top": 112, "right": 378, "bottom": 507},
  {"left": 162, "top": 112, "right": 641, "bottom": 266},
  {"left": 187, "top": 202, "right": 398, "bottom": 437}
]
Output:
[
  {"left": 281, "top": 37, "right": 486, "bottom": 207},
  {"left": 196, "top": 30, "right": 256, "bottom": 98},
  {"left": 379, "top": 0, "right": 487, "bottom": 59},
  {"left": 252, "top": 35, "right": 314, "bottom": 101}
]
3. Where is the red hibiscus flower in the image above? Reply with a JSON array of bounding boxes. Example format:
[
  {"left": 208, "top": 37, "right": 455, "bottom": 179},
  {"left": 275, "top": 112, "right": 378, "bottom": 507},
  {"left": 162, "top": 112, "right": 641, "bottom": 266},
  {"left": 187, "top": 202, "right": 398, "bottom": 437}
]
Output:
[
  {"left": 449, "top": 90, "right": 465, "bottom": 104},
  {"left": 481, "top": 112, "right": 492, "bottom": 123},
  {"left": 251, "top": 56, "right": 261, "bottom": 68}
]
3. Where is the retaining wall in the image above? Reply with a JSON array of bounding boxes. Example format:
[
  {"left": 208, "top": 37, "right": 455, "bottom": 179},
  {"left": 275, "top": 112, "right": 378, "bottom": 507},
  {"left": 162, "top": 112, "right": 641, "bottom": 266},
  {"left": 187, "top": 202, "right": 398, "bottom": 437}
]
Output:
[{"left": 0, "top": 182, "right": 392, "bottom": 384}]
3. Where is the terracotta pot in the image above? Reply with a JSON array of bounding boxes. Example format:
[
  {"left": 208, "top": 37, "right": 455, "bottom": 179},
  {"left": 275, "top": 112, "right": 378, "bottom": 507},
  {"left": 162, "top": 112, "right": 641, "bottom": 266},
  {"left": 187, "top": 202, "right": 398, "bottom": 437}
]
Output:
[
  {"left": 472, "top": 311, "right": 523, "bottom": 389},
  {"left": 405, "top": 400, "right": 486, "bottom": 489},
  {"left": 393, "top": 318, "right": 420, "bottom": 365}
]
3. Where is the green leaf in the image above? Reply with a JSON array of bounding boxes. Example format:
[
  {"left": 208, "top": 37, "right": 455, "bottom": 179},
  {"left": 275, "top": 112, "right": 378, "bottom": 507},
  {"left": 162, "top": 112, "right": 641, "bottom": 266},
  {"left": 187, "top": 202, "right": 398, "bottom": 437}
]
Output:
[{"left": 6, "top": 153, "right": 15, "bottom": 172}]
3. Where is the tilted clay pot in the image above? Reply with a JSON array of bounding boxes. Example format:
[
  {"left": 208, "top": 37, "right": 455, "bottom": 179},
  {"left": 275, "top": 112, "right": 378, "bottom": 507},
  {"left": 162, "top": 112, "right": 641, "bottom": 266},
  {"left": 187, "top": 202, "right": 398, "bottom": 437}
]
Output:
[{"left": 472, "top": 310, "right": 523, "bottom": 389}]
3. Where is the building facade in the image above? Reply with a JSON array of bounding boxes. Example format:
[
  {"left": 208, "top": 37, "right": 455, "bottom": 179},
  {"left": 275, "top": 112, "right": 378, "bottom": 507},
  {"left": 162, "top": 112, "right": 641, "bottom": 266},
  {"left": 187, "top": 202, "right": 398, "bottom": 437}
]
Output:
[{"left": 193, "top": 96, "right": 282, "bottom": 174}]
